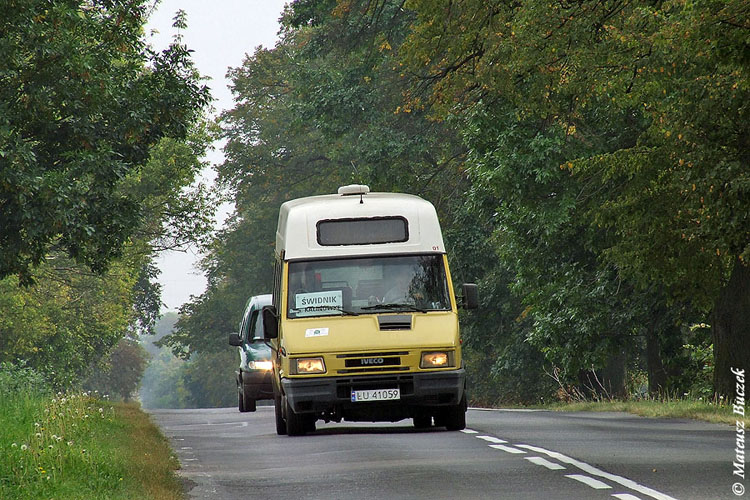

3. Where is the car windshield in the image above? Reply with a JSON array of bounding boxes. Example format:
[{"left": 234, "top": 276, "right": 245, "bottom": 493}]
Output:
[{"left": 287, "top": 255, "right": 451, "bottom": 318}]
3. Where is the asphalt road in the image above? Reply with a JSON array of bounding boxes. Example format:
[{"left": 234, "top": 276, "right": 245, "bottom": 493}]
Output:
[{"left": 149, "top": 406, "right": 738, "bottom": 500}]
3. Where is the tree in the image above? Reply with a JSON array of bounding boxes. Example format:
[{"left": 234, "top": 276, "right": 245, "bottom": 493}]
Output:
[
  {"left": 84, "top": 338, "right": 149, "bottom": 401},
  {"left": 165, "top": 0, "right": 471, "bottom": 361},
  {"left": 400, "top": 0, "right": 748, "bottom": 396},
  {"left": 0, "top": 1, "right": 210, "bottom": 283}
]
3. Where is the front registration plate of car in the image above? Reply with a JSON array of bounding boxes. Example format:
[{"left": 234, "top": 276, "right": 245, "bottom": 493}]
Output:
[{"left": 351, "top": 388, "right": 400, "bottom": 402}]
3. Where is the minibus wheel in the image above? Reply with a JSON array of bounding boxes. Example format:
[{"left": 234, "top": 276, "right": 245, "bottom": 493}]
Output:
[
  {"left": 285, "top": 399, "right": 307, "bottom": 436},
  {"left": 443, "top": 396, "right": 467, "bottom": 431},
  {"left": 274, "top": 392, "right": 287, "bottom": 435}
]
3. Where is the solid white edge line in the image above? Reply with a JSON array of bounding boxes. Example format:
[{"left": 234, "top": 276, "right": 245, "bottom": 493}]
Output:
[
  {"left": 515, "top": 444, "right": 679, "bottom": 500},
  {"left": 566, "top": 474, "right": 612, "bottom": 489},
  {"left": 468, "top": 407, "right": 546, "bottom": 412},
  {"left": 476, "top": 435, "right": 508, "bottom": 444},
  {"left": 612, "top": 494, "right": 644, "bottom": 500},
  {"left": 525, "top": 456, "right": 566, "bottom": 470},
  {"left": 489, "top": 444, "right": 526, "bottom": 454}
]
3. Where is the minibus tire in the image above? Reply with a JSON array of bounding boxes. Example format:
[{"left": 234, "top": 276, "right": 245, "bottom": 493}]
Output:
[
  {"left": 285, "top": 400, "right": 307, "bottom": 436},
  {"left": 274, "top": 392, "right": 287, "bottom": 435},
  {"left": 443, "top": 396, "right": 467, "bottom": 431}
]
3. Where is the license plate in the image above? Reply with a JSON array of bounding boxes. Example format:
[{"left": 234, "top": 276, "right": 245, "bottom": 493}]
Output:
[{"left": 351, "top": 388, "right": 400, "bottom": 402}]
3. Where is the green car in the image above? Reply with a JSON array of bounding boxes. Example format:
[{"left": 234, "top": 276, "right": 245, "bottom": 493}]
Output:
[{"left": 228, "top": 294, "right": 274, "bottom": 412}]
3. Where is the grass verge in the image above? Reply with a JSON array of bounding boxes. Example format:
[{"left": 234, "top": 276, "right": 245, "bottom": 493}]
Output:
[
  {"left": 546, "top": 399, "right": 748, "bottom": 426},
  {"left": 0, "top": 391, "right": 183, "bottom": 499}
]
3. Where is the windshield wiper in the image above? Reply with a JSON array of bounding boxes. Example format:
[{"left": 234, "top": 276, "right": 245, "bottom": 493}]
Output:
[
  {"left": 360, "top": 303, "right": 428, "bottom": 313},
  {"left": 297, "top": 306, "right": 360, "bottom": 316}
]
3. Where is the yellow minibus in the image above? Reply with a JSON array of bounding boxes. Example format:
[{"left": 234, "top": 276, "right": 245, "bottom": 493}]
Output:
[{"left": 262, "top": 185, "right": 477, "bottom": 435}]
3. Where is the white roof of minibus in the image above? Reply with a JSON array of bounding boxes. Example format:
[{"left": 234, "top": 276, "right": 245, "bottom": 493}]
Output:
[{"left": 276, "top": 188, "right": 446, "bottom": 260}]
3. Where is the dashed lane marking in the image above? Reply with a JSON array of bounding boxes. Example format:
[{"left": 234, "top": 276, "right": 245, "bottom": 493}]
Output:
[
  {"left": 515, "top": 444, "right": 679, "bottom": 500},
  {"left": 567, "top": 474, "right": 612, "bottom": 490},
  {"left": 525, "top": 456, "right": 566, "bottom": 470},
  {"left": 476, "top": 435, "right": 507, "bottom": 444},
  {"left": 489, "top": 444, "right": 526, "bottom": 454},
  {"left": 612, "top": 494, "right": 644, "bottom": 500}
]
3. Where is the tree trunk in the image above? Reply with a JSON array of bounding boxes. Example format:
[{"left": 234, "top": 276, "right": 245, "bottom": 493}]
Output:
[
  {"left": 646, "top": 326, "right": 668, "bottom": 395},
  {"left": 712, "top": 258, "right": 750, "bottom": 398}
]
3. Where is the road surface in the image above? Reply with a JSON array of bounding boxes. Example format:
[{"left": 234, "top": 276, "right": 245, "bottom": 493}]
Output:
[{"left": 149, "top": 406, "right": 737, "bottom": 500}]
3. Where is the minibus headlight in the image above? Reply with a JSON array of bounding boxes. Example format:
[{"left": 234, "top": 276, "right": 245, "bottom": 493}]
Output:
[
  {"left": 249, "top": 360, "right": 273, "bottom": 371},
  {"left": 292, "top": 357, "right": 326, "bottom": 374},
  {"left": 420, "top": 351, "right": 454, "bottom": 368}
]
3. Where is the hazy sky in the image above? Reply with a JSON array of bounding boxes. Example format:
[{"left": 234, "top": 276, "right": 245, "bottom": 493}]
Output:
[{"left": 146, "top": 0, "right": 287, "bottom": 311}]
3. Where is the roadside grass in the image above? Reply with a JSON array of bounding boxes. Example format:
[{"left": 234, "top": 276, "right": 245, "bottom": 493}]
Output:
[
  {"left": 0, "top": 391, "right": 182, "bottom": 499},
  {"left": 545, "top": 398, "right": 749, "bottom": 427}
]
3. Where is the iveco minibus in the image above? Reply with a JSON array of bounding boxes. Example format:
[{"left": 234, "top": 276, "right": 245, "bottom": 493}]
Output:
[{"left": 262, "top": 185, "right": 477, "bottom": 435}]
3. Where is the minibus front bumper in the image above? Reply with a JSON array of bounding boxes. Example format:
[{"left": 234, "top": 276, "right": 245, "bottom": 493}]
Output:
[{"left": 281, "top": 369, "right": 465, "bottom": 416}]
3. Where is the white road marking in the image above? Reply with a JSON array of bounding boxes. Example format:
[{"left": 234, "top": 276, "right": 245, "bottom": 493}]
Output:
[
  {"left": 567, "top": 474, "right": 612, "bottom": 489},
  {"left": 525, "top": 456, "right": 566, "bottom": 470},
  {"left": 612, "top": 494, "right": 644, "bottom": 500},
  {"left": 469, "top": 407, "right": 547, "bottom": 412},
  {"left": 515, "top": 444, "right": 679, "bottom": 500},
  {"left": 489, "top": 444, "right": 526, "bottom": 454},
  {"left": 180, "top": 447, "right": 193, "bottom": 450},
  {"left": 460, "top": 429, "right": 479, "bottom": 434},
  {"left": 476, "top": 435, "right": 507, "bottom": 444}
]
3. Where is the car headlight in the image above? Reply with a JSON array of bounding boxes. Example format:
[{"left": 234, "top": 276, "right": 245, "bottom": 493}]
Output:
[
  {"left": 249, "top": 360, "right": 273, "bottom": 371},
  {"left": 420, "top": 351, "right": 454, "bottom": 369},
  {"left": 292, "top": 357, "right": 326, "bottom": 374}
]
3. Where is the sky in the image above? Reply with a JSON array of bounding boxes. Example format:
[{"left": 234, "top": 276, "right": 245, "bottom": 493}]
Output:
[{"left": 145, "top": 0, "right": 287, "bottom": 312}]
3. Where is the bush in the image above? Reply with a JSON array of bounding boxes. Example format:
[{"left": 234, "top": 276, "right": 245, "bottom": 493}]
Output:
[{"left": 0, "top": 361, "right": 47, "bottom": 398}]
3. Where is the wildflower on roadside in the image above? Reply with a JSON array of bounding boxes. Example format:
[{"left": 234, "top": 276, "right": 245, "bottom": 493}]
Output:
[
  {"left": 11, "top": 443, "right": 17, "bottom": 448},
  {"left": 21, "top": 444, "right": 28, "bottom": 451}
]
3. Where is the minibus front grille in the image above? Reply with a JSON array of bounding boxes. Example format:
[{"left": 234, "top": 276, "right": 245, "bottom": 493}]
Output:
[{"left": 338, "top": 366, "right": 410, "bottom": 375}]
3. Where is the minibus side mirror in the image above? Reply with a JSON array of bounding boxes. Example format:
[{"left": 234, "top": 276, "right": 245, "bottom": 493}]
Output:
[
  {"left": 462, "top": 283, "right": 479, "bottom": 310},
  {"left": 228, "top": 333, "right": 242, "bottom": 346},
  {"left": 262, "top": 305, "right": 279, "bottom": 339}
]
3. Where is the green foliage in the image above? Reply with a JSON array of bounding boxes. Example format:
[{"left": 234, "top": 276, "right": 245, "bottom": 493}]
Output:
[
  {"left": 83, "top": 339, "right": 149, "bottom": 402},
  {"left": 167, "top": 0, "right": 469, "bottom": 362},
  {"left": 0, "top": 0, "right": 210, "bottom": 283},
  {"left": 400, "top": 0, "right": 749, "bottom": 394},
  {"left": 0, "top": 256, "right": 137, "bottom": 390},
  {"left": 0, "top": 361, "right": 47, "bottom": 398}
]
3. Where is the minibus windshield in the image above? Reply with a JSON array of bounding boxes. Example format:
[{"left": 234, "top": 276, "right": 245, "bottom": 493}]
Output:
[{"left": 287, "top": 255, "right": 451, "bottom": 318}]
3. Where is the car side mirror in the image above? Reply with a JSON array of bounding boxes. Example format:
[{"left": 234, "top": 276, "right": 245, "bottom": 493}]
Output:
[
  {"left": 462, "top": 283, "right": 478, "bottom": 310},
  {"left": 262, "top": 305, "right": 279, "bottom": 339},
  {"left": 228, "top": 333, "right": 242, "bottom": 346}
]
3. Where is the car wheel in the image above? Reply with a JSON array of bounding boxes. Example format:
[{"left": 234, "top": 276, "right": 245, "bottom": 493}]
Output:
[
  {"left": 242, "top": 385, "right": 257, "bottom": 412},
  {"left": 238, "top": 387, "right": 246, "bottom": 412}
]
